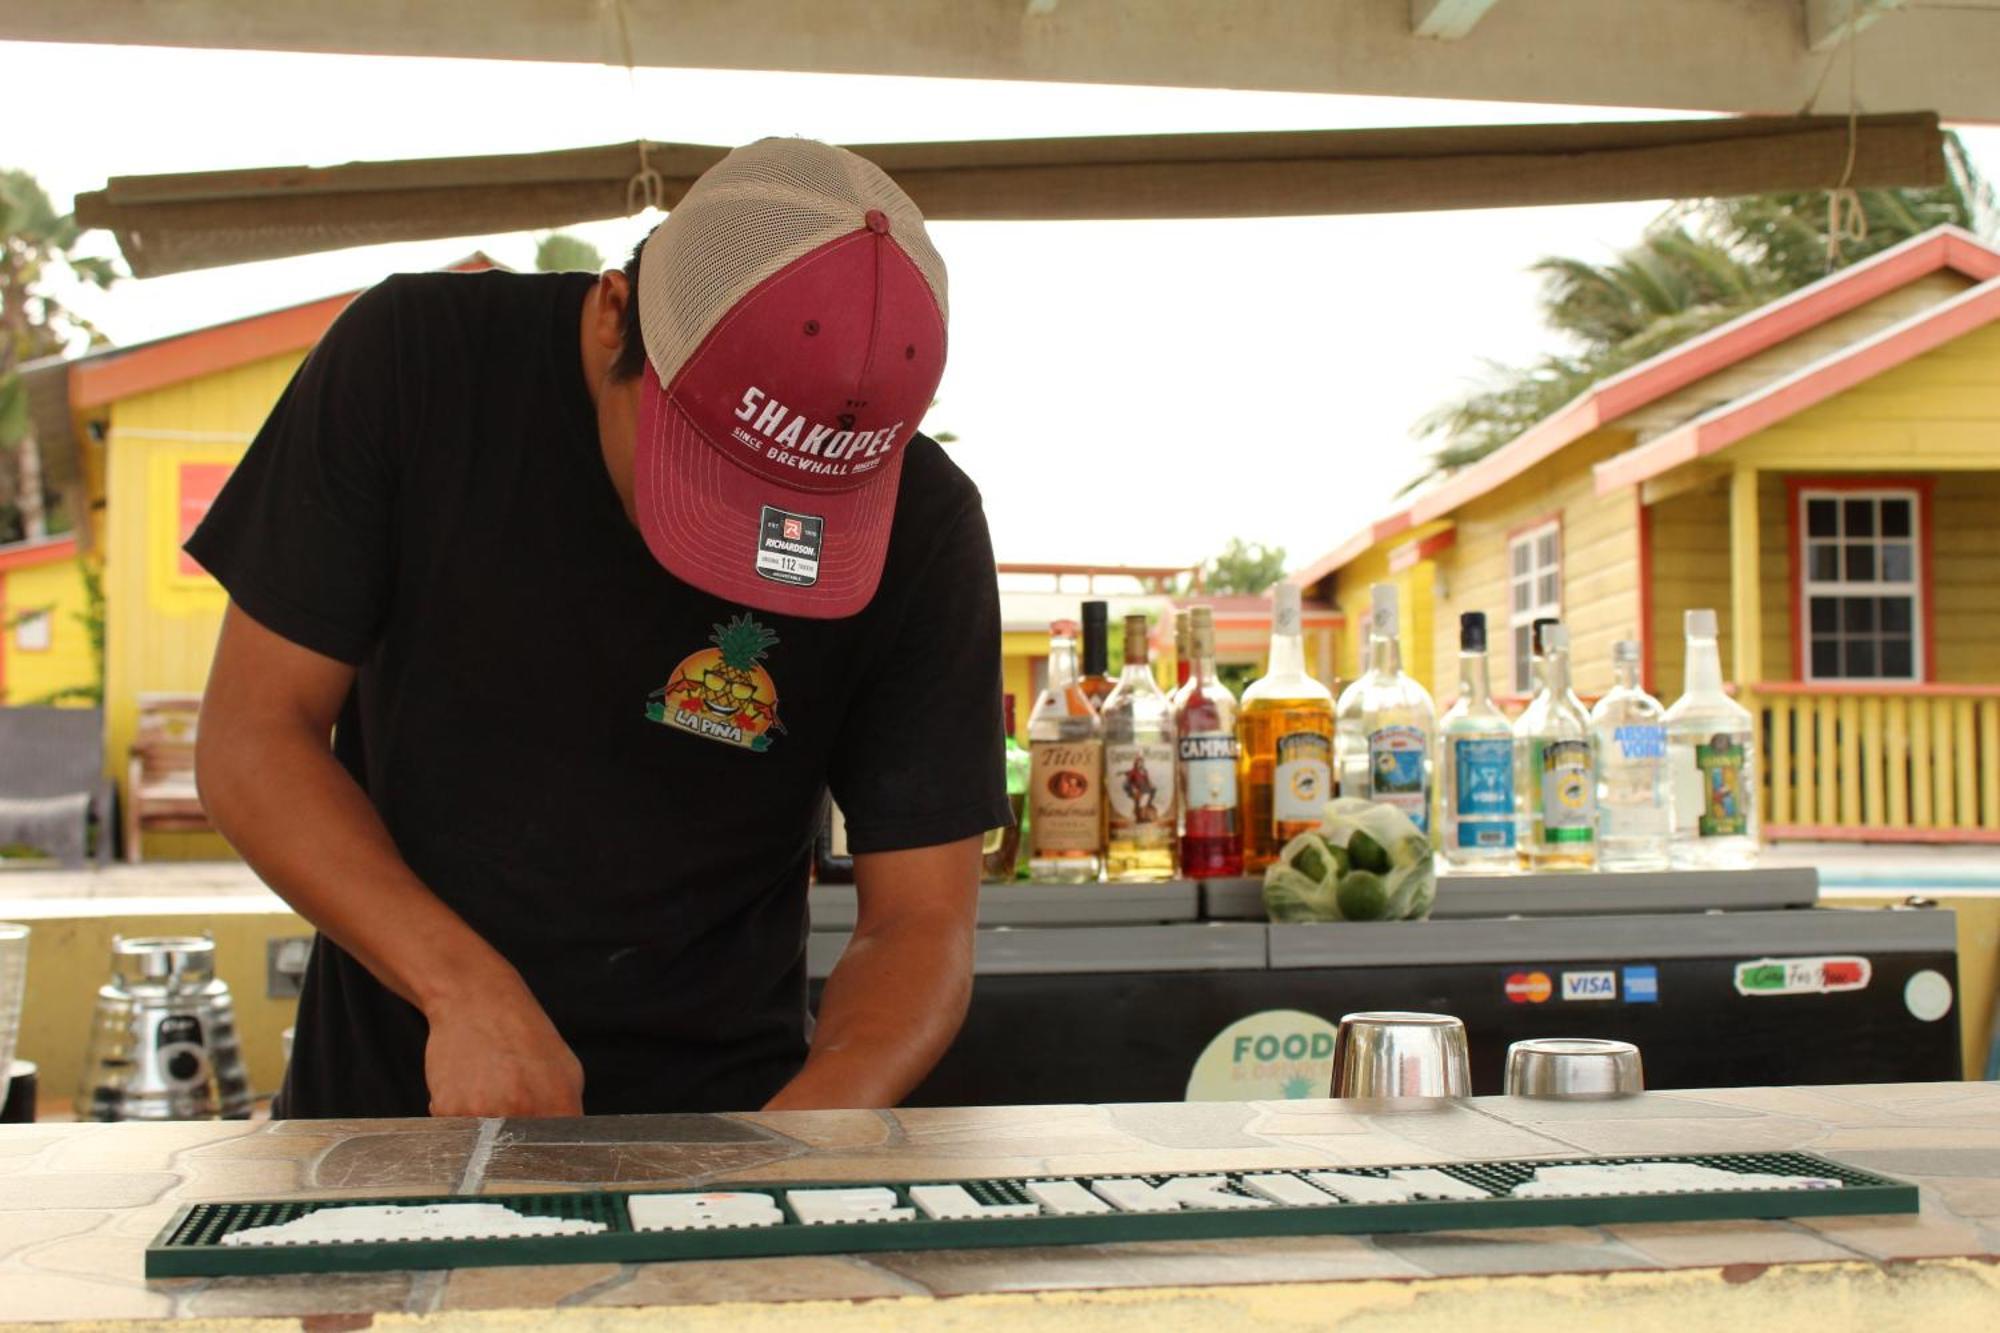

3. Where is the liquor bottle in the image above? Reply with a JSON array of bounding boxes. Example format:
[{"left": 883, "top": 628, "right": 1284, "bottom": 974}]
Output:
[
  {"left": 1348, "top": 583, "right": 1437, "bottom": 835},
  {"left": 813, "top": 798, "right": 853, "bottom": 884},
  {"left": 1078, "top": 600, "right": 1116, "bottom": 712},
  {"left": 1438, "top": 611, "right": 1514, "bottom": 871},
  {"left": 1029, "top": 621, "right": 1105, "bottom": 882},
  {"left": 1238, "top": 583, "right": 1336, "bottom": 872},
  {"left": 1666, "top": 608, "right": 1760, "bottom": 868},
  {"left": 1513, "top": 622, "right": 1597, "bottom": 871},
  {"left": 1102, "top": 613, "right": 1178, "bottom": 882},
  {"left": 982, "top": 694, "right": 1032, "bottom": 882},
  {"left": 1590, "top": 639, "right": 1670, "bottom": 871},
  {"left": 1177, "top": 607, "right": 1242, "bottom": 879},
  {"left": 1172, "top": 609, "right": 1193, "bottom": 698}
]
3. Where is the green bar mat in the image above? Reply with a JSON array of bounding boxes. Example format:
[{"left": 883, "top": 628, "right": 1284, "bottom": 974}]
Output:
[{"left": 146, "top": 1150, "right": 1915, "bottom": 1279}]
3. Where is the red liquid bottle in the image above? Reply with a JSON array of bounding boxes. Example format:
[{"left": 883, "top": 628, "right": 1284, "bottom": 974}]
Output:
[{"left": 1176, "top": 607, "right": 1243, "bottom": 878}]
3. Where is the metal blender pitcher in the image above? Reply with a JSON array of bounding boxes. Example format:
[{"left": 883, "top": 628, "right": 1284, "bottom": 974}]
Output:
[{"left": 79, "top": 935, "right": 252, "bottom": 1121}]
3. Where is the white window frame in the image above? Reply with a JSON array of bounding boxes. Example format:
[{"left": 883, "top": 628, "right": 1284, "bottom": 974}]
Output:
[
  {"left": 1798, "top": 487, "right": 1924, "bottom": 683},
  {"left": 12, "top": 607, "right": 53, "bottom": 653},
  {"left": 1507, "top": 520, "right": 1562, "bottom": 694}
]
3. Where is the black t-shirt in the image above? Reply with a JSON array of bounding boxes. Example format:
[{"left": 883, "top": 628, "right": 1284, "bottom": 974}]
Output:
[{"left": 186, "top": 269, "right": 1008, "bottom": 1118}]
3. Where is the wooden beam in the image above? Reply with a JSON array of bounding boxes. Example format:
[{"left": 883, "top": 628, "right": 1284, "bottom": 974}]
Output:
[
  {"left": 1412, "top": 0, "right": 1501, "bottom": 40},
  {"left": 1804, "top": 0, "right": 1909, "bottom": 53},
  {"left": 1638, "top": 461, "right": 1730, "bottom": 508}
]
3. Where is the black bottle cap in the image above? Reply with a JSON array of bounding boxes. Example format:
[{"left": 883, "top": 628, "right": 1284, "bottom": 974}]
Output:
[
  {"left": 1459, "top": 611, "right": 1487, "bottom": 652},
  {"left": 1080, "top": 601, "right": 1109, "bottom": 674}
]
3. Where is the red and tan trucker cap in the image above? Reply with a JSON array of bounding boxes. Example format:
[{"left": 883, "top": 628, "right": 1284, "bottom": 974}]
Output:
[{"left": 633, "top": 137, "right": 949, "bottom": 619}]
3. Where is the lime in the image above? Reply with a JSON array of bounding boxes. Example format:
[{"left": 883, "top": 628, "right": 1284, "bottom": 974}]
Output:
[
  {"left": 1336, "top": 869, "right": 1391, "bottom": 922},
  {"left": 1347, "top": 829, "right": 1391, "bottom": 875}
]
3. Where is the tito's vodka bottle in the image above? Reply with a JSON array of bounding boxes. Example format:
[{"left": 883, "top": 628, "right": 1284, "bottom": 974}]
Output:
[
  {"left": 1438, "top": 611, "right": 1514, "bottom": 870},
  {"left": 1238, "top": 583, "right": 1336, "bottom": 872},
  {"left": 1028, "top": 622, "right": 1104, "bottom": 882},
  {"left": 1590, "top": 639, "right": 1670, "bottom": 870},
  {"left": 1666, "top": 608, "right": 1760, "bottom": 867},
  {"left": 1345, "top": 583, "right": 1436, "bottom": 835},
  {"left": 1102, "top": 614, "right": 1178, "bottom": 882},
  {"left": 1513, "top": 622, "right": 1597, "bottom": 871},
  {"left": 1177, "top": 607, "right": 1242, "bottom": 879}
]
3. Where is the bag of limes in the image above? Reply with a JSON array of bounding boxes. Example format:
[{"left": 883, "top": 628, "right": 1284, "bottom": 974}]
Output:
[{"left": 1261, "top": 797, "right": 1436, "bottom": 923}]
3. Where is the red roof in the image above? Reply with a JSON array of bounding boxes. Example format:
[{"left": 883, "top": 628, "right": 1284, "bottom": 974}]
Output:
[{"left": 1294, "top": 225, "right": 2000, "bottom": 588}]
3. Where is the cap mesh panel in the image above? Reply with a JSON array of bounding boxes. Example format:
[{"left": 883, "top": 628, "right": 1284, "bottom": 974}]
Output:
[{"left": 639, "top": 137, "right": 947, "bottom": 383}]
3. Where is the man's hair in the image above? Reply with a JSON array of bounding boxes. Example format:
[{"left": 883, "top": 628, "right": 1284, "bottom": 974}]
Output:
[{"left": 610, "top": 234, "right": 650, "bottom": 382}]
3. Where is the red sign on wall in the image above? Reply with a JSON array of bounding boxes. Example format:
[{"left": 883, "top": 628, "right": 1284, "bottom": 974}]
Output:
[{"left": 176, "top": 463, "right": 233, "bottom": 577}]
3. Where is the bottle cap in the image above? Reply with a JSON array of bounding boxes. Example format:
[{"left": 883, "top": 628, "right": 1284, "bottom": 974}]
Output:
[
  {"left": 1532, "top": 616, "right": 1560, "bottom": 656},
  {"left": 1049, "top": 618, "right": 1079, "bottom": 639},
  {"left": 1123, "top": 613, "right": 1151, "bottom": 664},
  {"left": 1459, "top": 610, "right": 1487, "bottom": 652},
  {"left": 1082, "top": 601, "right": 1108, "bottom": 628},
  {"left": 1370, "top": 582, "right": 1398, "bottom": 637},
  {"left": 1687, "top": 608, "right": 1718, "bottom": 638},
  {"left": 1613, "top": 639, "right": 1640, "bottom": 663},
  {"left": 1272, "top": 582, "right": 1302, "bottom": 635},
  {"left": 1544, "top": 623, "right": 1569, "bottom": 652}
]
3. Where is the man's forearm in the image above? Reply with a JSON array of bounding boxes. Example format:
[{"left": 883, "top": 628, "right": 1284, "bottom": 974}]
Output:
[
  {"left": 198, "top": 721, "right": 513, "bottom": 1014},
  {"left": 764, "top": 913, "right": 973, "bottom": 1110}
]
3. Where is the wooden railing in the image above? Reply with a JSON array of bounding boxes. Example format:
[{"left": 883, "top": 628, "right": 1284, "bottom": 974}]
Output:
[{"left": 1749, "top": 683, "right": 2000, "bottom": 842}]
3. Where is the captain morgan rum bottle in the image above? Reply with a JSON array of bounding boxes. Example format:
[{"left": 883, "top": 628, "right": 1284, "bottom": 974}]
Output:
[
  {"left": 1237, "top": 583, "right": 1335, "bottom": 872},
  {"left": 1102, "top": 613, "right": 1178, "bottom": 881},
  {"left": 1176, "top": 607, "right": 1242, "bottom": 878}
]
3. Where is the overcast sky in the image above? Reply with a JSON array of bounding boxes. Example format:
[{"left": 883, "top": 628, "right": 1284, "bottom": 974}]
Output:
[{"left": 12, "top": 40, "right": 1997, "bottom": 575}]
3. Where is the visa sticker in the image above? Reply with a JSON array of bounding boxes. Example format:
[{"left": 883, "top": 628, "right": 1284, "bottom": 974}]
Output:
[
  {"left": 1734, "top": 956, "right": 1872, "bottom": 997},
  {"left": 1622, "top": 965, "right": 1660, "bottom": 1003},
  {"left": 1561, "top": 970, "right": 1618, "bottom": 1002}
]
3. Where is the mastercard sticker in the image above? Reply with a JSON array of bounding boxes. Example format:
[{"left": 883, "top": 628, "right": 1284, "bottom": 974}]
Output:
[{"left": 1504, "top": 970, "right": 1553, "bottom": 1004}]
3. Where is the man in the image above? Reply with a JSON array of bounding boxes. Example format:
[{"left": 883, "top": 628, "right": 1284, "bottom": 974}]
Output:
[{"left": 189, "top": 138, "right": 1008, "bottom": 1118}]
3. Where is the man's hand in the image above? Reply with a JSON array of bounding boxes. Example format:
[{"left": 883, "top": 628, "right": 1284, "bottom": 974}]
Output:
[
  {"left": 763, "top": 833, "right": 980, "bottom": 1110},
  {"left": 423, "top": 975, "right": 585, "bottom": 1118}
]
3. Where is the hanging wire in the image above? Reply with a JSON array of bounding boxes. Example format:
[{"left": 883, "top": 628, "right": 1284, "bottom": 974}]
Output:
[
  {"left": 1824, "top": 1, "right": 1870, "bottom": 269},
  {"left": 608, "top": 0, "right": 666, "bottom": 216}
]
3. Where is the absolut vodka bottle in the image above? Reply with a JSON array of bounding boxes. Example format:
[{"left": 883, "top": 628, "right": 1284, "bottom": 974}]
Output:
[
  {"left": 1590, "top": 639, "right": 1670, "bottom": 871},
  {"left": 1438, "top": 611, "right": 1514, "bottom": 871},
  {"left": 1666, "top": 609, "right": 1760, "bottom": 868}
]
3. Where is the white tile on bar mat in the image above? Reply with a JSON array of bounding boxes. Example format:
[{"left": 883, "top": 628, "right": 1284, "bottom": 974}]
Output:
[
  {"left": 222, "top": 1203, "right": 603, "bottom": 1246},
  {"left": 1512, "top": 1163, "right": 1843, "bottom": 1198}
]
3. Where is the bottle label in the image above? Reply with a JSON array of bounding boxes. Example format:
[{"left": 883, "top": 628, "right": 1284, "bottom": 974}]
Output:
[
  {"left": 1450, "top": 736, "right": 1513, "bottom": 849},
  {"left": 1106, "top": 741, "right": 1176, "bottom": 848},
  {"left": 1030, "top": 740, "right": 1103, "bottom": 854},
  {"left": 1179, "top": 732, "right": 1240, "bottom": 834},
  {"left": 1367, "top": 723, "right": 1431, "bottom": 832},
  {"left": 1696, "top": 732, "right": 1751, "bottom": 837},
  {"left": 1273, "top": 730, "right": 1334, "bottom": 823},
  {"left": 1538, "top": 739, "right": 1596, "bottom": 842},
  {"left": 1613, "top": 724, "right": 1667, "bottom": 761}
]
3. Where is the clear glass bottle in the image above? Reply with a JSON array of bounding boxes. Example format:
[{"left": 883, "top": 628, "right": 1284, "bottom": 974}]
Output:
[
  {"left": 1513, "top": 622, "right": 1597, "bottom": 871},
  {"left": 982, "top": 694, "right": 1032, "bottom": 882},
  {"left": 1438, "top": 611, "right": 1514, "bottom": 871},
  {"left": 1344, "top": 582, "right": 1437, "bottom": 837},
  {"left": 1102, "top": 613, "right": 1178, "bottom": 882},
  {"left": 1028, "top": 622, "right": 1104, "bottom": 882},
  {"left": 1666, "top": 608, "right": 1760, "bottom": 868},
  {"left": 1177, "top": 607, "right": 1243, "bottom": 879},
  {"left": 1238, "top": 583, "right": 1336, "bottom": 872},
  {"left": 1590, "top": 639, "right": 1670, "bottom": 871},
  {"left": 1334, "top": 583, "right": 1391, "bottom": 801},
  {"left": 1077, "top": 600, "right": 1116, "bottom": 712}
]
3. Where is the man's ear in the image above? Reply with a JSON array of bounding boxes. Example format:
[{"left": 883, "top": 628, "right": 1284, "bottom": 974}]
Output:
[{"left": 591, "top": 269, "right": 630, "bottom": 353}]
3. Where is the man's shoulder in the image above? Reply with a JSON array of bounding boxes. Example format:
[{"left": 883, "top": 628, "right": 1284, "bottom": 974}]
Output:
[
  {"left": 362, "top": 267, "right": 580, "bottom": 321},
  {"left": 894, "top": 433, "right": 982, "bottom": 527}
]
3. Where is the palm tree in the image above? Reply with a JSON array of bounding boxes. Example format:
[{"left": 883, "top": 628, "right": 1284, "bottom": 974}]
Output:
[
  {"left": 1409, "top": 135, "right": 1997, "bottom": 489},
  {"left": 1, "top": 169, "right": 117, "bottom": 542}
]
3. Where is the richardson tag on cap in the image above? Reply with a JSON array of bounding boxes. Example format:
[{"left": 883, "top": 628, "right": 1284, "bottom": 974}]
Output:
[{"left": 756, "top": 506, "right": 824, "bottom": 587}]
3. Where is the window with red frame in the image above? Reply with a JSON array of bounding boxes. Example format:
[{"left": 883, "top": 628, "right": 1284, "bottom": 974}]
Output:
[{"left": 1799, "top": 489, "right": 1922, "bottom": 682}]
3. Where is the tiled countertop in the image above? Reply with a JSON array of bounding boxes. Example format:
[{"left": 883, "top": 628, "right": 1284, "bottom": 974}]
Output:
[{"left": 2, "top": 1082, "right": 1997, "bottom": 1327}]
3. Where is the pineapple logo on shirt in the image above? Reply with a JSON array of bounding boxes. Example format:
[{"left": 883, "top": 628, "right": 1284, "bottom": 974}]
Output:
[{"left": 646, "top": 614, "right": 786, "bottom": 752}]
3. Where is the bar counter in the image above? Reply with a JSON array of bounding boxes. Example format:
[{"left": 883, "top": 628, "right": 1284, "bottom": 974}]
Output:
[{"left": 3, "top": 1082, "right": 1997, "bottom": 1329}]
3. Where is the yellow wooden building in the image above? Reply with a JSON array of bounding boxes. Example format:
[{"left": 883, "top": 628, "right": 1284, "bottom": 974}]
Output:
[
  {"left": 0, "top": 534, "right": 94, "bottom": 706},
  {"left": 1296, "top": 225, "right": 2000, "bottom": 844}
]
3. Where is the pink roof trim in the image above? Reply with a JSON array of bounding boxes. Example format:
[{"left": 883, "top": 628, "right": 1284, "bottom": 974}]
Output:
[
  {"left": 1296, "top": 226, "right": 2000, "bottom": 584},
  {"left": 1594, "top": 274, "right": 2000, "bottom": 493}
]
